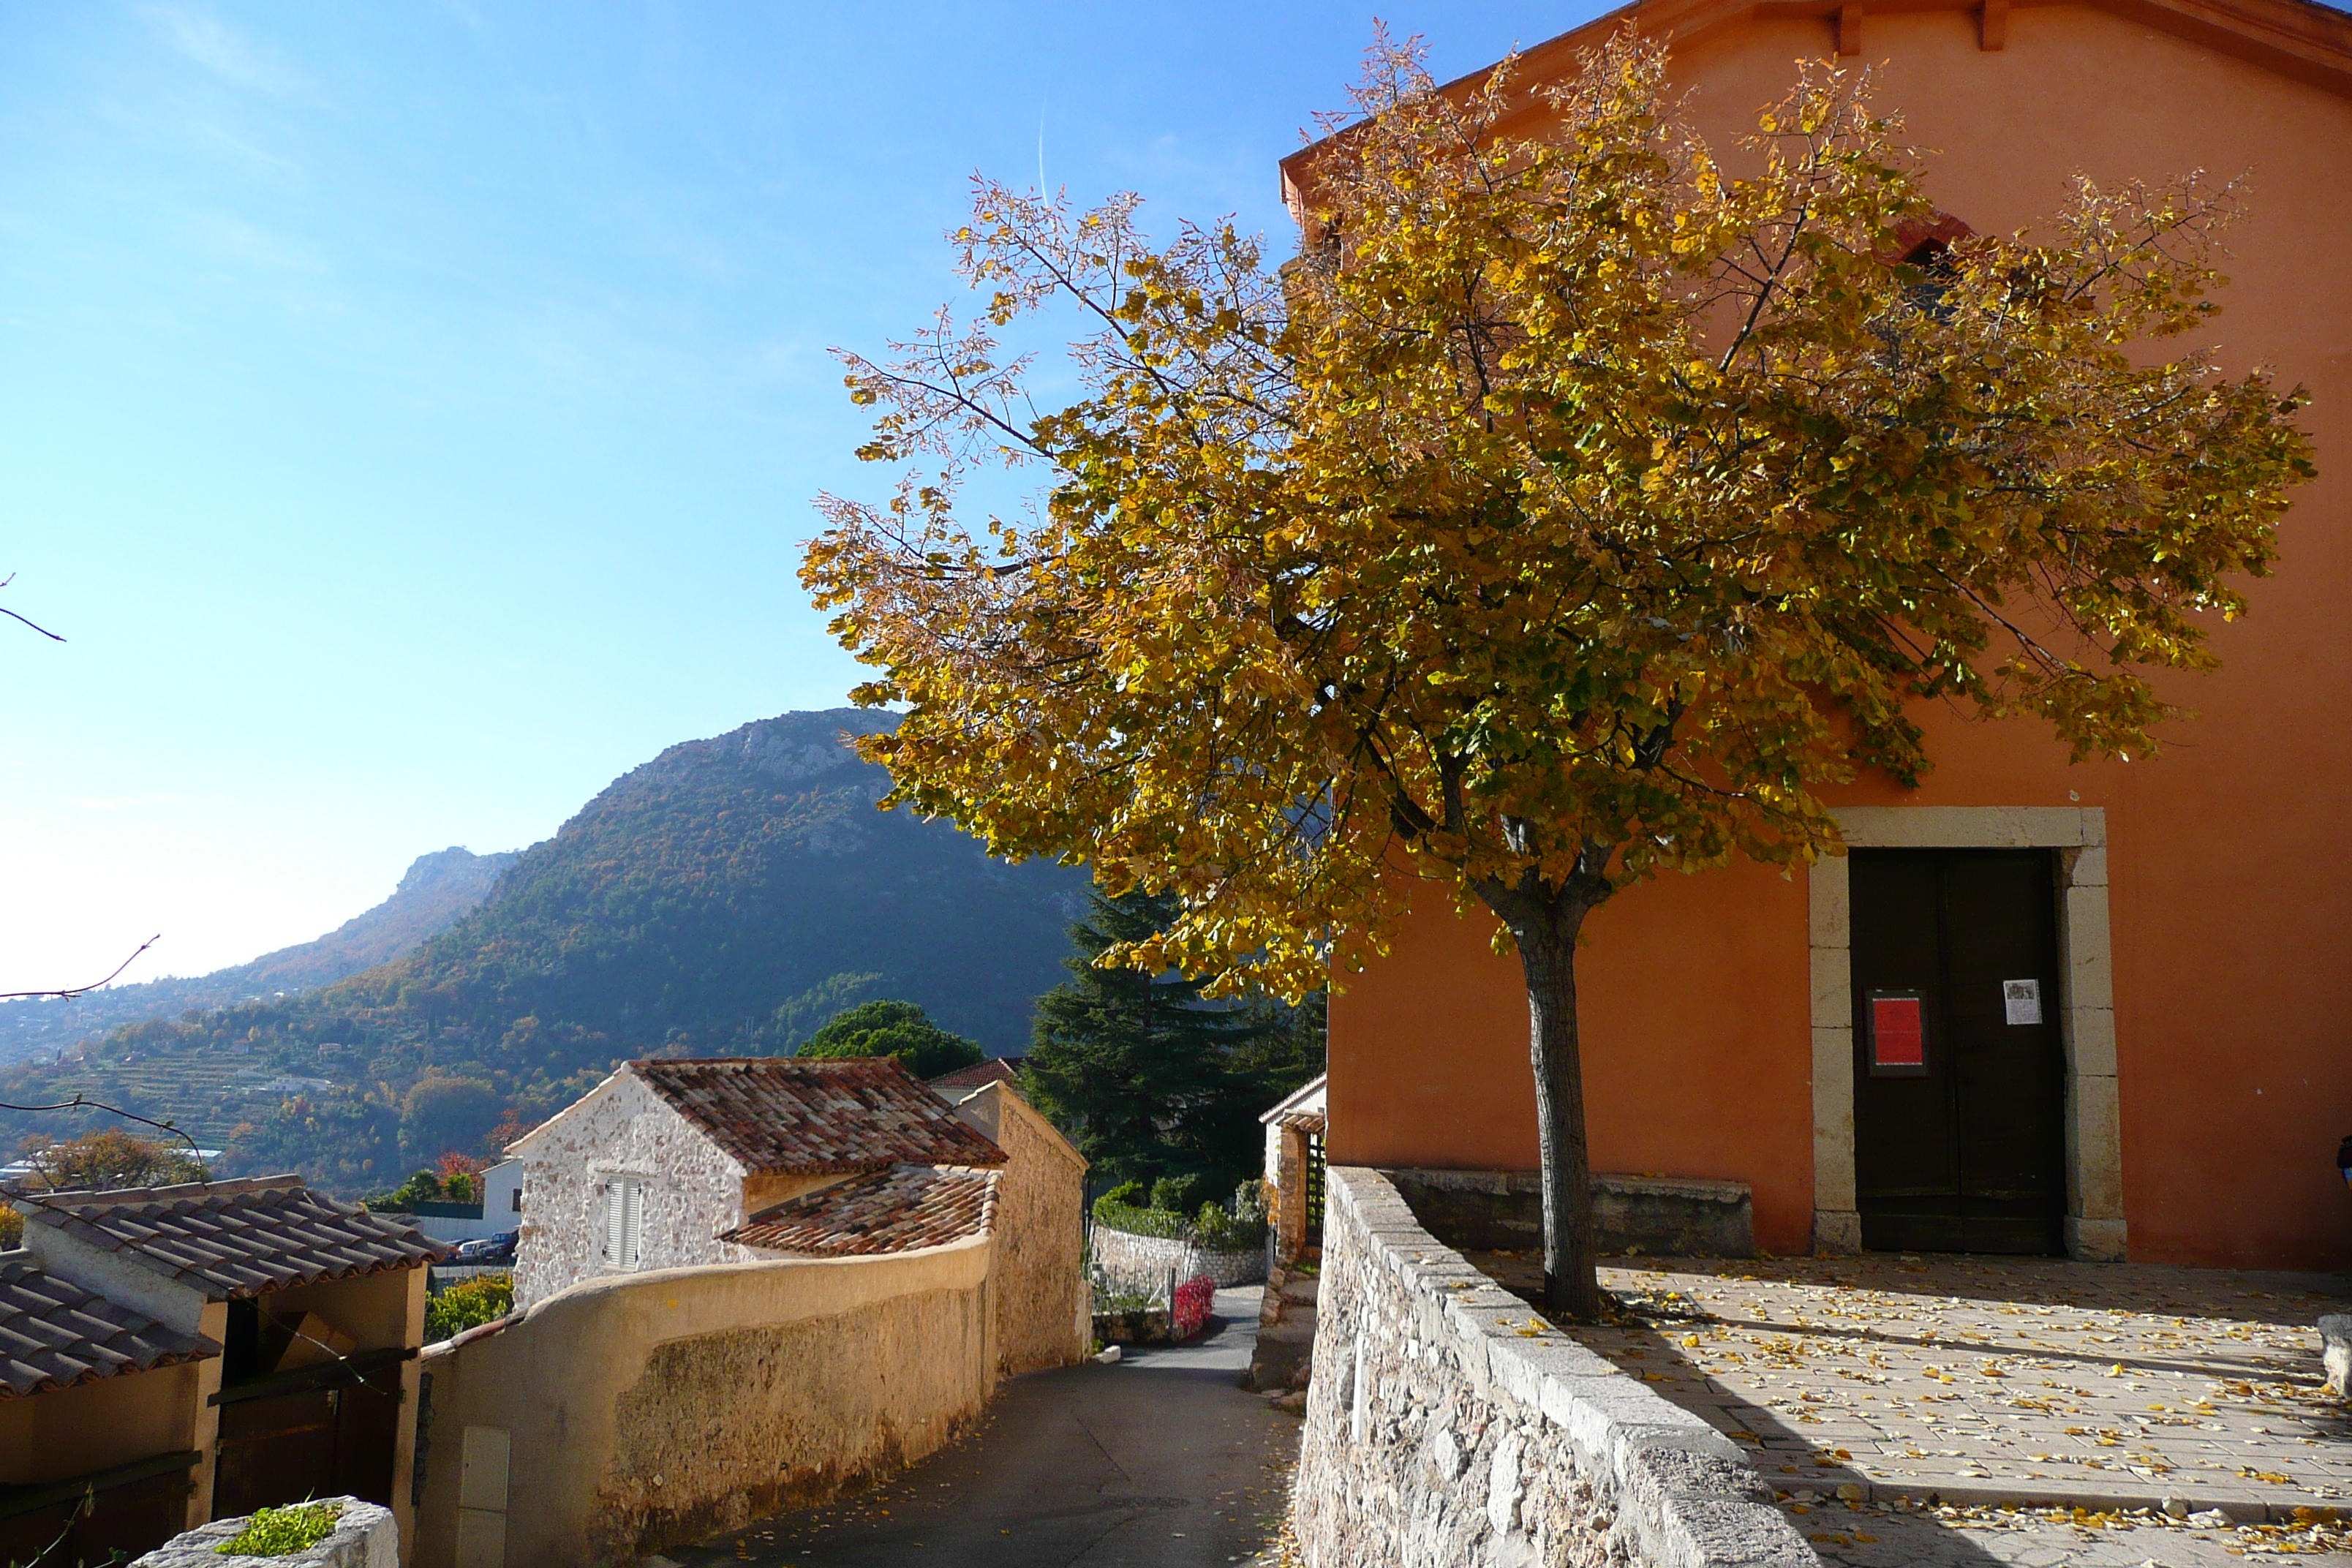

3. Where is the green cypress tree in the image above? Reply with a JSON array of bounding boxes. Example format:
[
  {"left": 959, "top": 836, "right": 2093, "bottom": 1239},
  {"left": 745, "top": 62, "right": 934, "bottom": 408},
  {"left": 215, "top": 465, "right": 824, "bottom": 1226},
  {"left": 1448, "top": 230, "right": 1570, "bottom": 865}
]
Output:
[{"left": 1025, "top": 889, "right": 1322, "bottom": 1194}]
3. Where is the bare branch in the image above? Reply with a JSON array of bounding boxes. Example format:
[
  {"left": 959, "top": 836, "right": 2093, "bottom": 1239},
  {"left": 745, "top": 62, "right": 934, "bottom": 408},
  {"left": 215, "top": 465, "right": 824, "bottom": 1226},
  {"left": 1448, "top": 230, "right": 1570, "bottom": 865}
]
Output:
[
  {"left": 0, "top": 936, "right": 162, "bottom": 1000},
  {"left": 0, "top": 574, "right": 65, "bottom": 642}
]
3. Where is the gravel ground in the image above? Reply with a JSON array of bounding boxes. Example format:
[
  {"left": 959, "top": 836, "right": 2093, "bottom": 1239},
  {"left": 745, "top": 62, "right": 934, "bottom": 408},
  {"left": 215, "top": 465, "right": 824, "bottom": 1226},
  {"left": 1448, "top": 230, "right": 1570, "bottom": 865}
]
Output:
[{"left": 1466, "top": 1251, "right": 2350, "bottom": 1523}]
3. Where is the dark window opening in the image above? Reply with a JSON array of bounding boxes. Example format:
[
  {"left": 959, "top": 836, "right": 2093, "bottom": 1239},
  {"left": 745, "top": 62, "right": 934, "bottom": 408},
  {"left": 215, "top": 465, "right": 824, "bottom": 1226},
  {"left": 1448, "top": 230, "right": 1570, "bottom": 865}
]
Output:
[
  {"left": 1900, "top": 239, "right": 1959, "bottom": 322},
  {"left": 223, "top": 1297, "right": 265, "bottom": 1381}
]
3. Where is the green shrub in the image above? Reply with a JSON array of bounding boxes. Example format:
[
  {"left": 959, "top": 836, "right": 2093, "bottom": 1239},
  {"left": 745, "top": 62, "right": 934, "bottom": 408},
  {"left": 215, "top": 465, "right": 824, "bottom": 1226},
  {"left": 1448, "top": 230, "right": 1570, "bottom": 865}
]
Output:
[
  {"left": 425, "top": 1273, "right": 513, "bottom": 1342},
  {"left": 1193, "top": 1200, "right": 1268, "bottom": 1252},
  {"left": 363, "top": 1169, "right": 443, "bottom": 1212},
  {"left": 799, "top": 1000, "right": 984, "bottom": 1079},
  {"left": 214, "top": 1500, "right": 340, "bottom": 1554},
  {"left": 1148, "top": 1173, "right": 1204, "bottom": 1213},
  {"left": 1090, "top": 1185, "right": 1267, "bottom": 1251}
]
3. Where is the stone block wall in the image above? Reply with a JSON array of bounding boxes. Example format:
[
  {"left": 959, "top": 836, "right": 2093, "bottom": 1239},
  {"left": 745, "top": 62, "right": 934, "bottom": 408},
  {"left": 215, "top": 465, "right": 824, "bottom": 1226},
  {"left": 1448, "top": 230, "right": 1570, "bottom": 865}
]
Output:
[
  {"left": 511, "top": 1071, "right": 758, "bottom": 1308},
  {"left": 1290, "top": 1166, "right": 1814, "bottom": 1568},
  {"left": 1091, "top": 1224, "right": 1267, "bottom": 1292}
]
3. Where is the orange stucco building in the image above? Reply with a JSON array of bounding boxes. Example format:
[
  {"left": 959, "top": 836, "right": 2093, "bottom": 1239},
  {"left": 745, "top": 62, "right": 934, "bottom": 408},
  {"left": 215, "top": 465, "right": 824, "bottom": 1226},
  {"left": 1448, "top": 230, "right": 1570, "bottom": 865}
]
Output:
[{"left": 1289, "top": 0, "right": 2352, "bottom": 1269}]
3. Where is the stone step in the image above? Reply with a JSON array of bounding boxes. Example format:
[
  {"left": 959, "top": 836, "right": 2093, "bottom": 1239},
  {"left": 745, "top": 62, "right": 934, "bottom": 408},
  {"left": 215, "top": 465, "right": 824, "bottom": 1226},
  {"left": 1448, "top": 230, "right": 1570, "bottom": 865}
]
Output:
[{"left": 1259, "top": 1314, "right": 1317, "bottom": 1346}]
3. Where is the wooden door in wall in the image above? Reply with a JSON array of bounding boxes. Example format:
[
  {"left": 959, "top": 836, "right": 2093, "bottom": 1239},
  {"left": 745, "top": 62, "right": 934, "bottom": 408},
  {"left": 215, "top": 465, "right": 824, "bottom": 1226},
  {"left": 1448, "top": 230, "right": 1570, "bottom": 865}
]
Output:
[{"left": 1850, "top": 850, "right": 2067, "bottom": 1254}]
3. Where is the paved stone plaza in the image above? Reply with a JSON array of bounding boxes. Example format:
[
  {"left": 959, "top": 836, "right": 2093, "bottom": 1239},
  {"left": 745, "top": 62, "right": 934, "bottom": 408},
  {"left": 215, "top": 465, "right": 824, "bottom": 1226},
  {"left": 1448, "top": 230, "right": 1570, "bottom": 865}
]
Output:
[{"left": 1465, "top": 1250, "right": 2351, "bottom": 1560}]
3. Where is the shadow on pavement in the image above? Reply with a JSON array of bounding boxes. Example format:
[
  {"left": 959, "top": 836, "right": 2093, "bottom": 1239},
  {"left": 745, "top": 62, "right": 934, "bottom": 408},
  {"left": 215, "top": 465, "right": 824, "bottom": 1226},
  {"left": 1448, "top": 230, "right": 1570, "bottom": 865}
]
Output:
[
  {"left": 1599, "top": 1319, "right": 2015, "bottom": 1567},
  {"left": 1627, "top": 1254, "right": 2351, "bottom": 1328},
  {"left": 670, "top": 1303, "right": 1297, "bottom": 1568}
]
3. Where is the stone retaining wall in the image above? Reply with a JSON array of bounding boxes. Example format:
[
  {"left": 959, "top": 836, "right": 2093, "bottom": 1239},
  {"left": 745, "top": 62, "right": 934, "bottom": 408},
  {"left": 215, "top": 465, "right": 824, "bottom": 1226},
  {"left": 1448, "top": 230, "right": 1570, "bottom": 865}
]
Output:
[
  {"left": 1090, "top": 1223, "right": 1266, "bottom": 1289},
  {"left": 1292, "top": 1166, "right": 1814, "bottom": 1568}
]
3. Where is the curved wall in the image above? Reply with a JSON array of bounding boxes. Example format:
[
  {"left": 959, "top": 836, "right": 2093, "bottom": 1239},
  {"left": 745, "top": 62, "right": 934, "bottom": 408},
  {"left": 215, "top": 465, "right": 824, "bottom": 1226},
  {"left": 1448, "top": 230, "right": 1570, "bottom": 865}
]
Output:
[{"left": 412, "top": 1239, "right": 992, "bottom": 1568}]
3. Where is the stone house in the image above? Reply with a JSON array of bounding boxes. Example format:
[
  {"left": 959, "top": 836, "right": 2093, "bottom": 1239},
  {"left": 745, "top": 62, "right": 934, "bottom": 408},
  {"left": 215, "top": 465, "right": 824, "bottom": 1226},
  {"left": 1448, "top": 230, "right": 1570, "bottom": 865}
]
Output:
[
  {"left": 3, "top": 1176, "right": 441, "bottom": 1560},
  {"left": 1251, "top": 1076, "right": 1325, "bottom": 1395},
  {"left": 1259, "top": 1073, "right": 1326, "bottom": 1268},
  {"left": 1289, "top": 0, "right": 2352, "bottom": 1271},
  {"left": 415, "top": 1069, "right": 1090, "bottom": 1566},
  {"left": 506, "top": 1057, "right": 1061, "bottom": 1323}
]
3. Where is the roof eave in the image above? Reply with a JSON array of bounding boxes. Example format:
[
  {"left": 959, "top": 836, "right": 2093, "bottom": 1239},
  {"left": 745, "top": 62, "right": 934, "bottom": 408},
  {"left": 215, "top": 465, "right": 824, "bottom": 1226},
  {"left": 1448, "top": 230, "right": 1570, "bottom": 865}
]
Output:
[{"left": 1279, "top": 0, "right": 2352, "bottom": 221}]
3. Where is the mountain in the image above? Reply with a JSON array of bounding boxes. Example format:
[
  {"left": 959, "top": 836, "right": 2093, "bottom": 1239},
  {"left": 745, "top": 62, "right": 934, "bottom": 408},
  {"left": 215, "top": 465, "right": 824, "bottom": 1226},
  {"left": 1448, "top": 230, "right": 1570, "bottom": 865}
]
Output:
[
  {"left": 0, "top": 846, "right": 516, "bottom": 1066},
  {"left": 364, "top": 707, "right": 1090, "bottom": 1058},
  {"left": 0, "top": 710, "right": 1095, "bottom": 1194}
]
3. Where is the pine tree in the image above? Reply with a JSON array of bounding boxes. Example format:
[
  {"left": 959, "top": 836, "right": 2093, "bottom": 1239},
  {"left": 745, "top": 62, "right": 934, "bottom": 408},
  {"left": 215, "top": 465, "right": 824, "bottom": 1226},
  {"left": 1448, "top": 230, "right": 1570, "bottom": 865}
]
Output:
[{"left": 1025, "top": 889, "right": 1322, "bottom": 1194}]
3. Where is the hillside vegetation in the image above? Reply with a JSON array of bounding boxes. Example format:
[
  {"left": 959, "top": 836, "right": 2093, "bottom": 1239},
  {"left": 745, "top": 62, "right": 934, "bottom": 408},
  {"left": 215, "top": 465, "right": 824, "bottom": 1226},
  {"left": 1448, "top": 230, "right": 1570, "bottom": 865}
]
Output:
[
  {"left": 0, "top": 709, "right": 1090, "bottom": 1192},
  {"left": 0, "top": 846, "right": 515, "bottom": 1065}
]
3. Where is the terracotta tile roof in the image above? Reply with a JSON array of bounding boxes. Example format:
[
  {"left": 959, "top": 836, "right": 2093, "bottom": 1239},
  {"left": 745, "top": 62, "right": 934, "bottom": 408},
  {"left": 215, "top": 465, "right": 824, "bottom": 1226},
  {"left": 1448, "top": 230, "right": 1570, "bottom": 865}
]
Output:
[
  {"left": 631, "top": 1058, "right": 1006, "bottom": 1175},
  {"left": 925, "top": 1058, "right": 1023, "bottom": 1096},
  {"left": 720, "top": 1164, "right": 999, "bottom": 1256},
  {"left": 0, "top": 1256, "right": 219, "bottom": 1398},
  {"left": 20, "top": 1176, "right": 447, "bottom": 1300}
]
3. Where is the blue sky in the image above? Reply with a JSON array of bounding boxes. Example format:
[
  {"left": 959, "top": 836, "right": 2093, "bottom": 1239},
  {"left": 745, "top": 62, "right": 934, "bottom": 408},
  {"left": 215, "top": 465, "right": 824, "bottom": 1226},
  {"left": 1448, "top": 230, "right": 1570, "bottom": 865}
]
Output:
[{"left": 0, "top": 1, "right": 1608, "bottom": 988}]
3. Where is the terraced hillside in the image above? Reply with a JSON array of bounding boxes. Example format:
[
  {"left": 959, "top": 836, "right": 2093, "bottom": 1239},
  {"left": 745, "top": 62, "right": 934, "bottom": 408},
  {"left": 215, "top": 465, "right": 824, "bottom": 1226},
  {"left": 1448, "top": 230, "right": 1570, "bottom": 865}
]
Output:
[{"left": 0, "top": 709, "right": 1092, "bottom": 1195}]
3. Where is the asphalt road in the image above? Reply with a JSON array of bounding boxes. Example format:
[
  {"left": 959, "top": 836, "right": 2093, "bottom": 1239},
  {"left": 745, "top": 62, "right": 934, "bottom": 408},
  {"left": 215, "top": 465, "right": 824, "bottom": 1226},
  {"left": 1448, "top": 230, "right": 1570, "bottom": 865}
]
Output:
[{"left": 666, "top": 1288, "right": 1299, "bottom": 1568}]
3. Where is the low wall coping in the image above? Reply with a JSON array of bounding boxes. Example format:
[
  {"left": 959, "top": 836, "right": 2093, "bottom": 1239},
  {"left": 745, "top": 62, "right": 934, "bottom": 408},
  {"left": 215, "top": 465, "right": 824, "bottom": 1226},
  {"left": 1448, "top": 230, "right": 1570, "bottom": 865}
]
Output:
[{"left": 1330, "top": 1166, "right": 1814, "bottom": 1568}]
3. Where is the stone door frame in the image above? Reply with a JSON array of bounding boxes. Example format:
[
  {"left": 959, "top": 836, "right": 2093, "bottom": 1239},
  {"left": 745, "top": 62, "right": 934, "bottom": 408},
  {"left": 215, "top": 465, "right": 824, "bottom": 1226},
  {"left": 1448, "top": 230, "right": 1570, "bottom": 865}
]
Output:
[{"left": 1809, "top": 807, "right": 2124, "bottom": 1261}]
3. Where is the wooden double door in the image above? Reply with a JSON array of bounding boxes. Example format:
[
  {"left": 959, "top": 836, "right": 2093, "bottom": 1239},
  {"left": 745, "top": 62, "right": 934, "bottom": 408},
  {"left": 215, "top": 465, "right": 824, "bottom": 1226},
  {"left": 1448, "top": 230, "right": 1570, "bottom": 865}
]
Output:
[{"left": 1850, "top": 849, "right": 2068, "bottom": 1254}]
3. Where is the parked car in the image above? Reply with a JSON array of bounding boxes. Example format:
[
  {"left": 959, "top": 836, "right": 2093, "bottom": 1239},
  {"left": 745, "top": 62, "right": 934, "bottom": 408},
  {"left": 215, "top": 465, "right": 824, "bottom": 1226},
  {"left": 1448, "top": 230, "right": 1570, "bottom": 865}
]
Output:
[{"left": 453, "top": 1230, "right": 518, "bottom": 1264}]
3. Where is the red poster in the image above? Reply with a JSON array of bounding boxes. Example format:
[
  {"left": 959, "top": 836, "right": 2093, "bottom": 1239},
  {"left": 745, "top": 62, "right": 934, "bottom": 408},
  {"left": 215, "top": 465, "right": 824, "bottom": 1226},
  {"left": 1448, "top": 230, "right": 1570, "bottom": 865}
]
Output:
[{"left": 1870, "top": 995, "right": 1925, "bottom": 1069}]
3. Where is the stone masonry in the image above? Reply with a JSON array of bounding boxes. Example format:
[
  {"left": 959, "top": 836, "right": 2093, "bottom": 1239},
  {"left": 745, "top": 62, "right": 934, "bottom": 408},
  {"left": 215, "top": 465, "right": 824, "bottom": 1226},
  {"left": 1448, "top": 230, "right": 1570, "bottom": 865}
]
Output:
[
  {"left": 1092, "top": 1224, "right": 1266, "bottom": 1293},
  {"left": 1253, "top": 1255, "right": 1319, "bottom": 1392},
  {"left": 1291, "top": 1166, "right": 1816, "bottom": 1568},
  {"left": 133, "top": 1497, "right": 396, "bottom": 1568}
]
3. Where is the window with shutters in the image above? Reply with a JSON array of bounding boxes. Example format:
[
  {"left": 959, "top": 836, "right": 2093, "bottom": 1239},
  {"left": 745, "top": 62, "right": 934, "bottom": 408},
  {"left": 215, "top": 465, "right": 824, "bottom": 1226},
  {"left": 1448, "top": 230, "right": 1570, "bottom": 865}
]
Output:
[{"left": 599, "top": 1176, "right": 646, "bottom": 1268}]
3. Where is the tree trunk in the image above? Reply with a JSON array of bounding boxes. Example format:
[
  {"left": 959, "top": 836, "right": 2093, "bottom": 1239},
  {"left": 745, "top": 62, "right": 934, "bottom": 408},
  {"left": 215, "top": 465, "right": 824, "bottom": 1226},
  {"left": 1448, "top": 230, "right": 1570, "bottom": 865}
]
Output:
[{"left": 1510, "top": 900, "right": 1605, "bottom": 1320}]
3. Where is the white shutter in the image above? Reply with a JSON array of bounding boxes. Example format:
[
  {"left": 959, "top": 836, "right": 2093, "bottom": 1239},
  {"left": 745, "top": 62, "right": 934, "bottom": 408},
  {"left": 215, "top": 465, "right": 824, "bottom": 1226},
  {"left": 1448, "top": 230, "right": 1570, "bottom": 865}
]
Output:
[
  {"left": 622, "top": 1179, "right": 644, "bottom": 1267},
  {"left": 600, "top": 1182, "right": 625, "bottom": 1264}
]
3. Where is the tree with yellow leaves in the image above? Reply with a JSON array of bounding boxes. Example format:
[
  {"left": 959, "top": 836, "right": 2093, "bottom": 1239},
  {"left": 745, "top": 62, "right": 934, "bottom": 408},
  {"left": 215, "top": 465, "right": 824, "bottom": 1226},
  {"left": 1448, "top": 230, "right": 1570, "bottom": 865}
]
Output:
[{"left": 804, "top": 33, "right": 2313, "bottom": 1316}]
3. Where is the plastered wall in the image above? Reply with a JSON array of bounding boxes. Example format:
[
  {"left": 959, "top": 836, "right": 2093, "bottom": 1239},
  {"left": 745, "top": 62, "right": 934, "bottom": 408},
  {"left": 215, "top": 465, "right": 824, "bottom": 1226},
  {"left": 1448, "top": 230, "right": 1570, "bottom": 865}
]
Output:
[
  {"left": 1324, "top": 1, "right": 2352, "bottom": 1269},
  {"left": 413, "top": 1239, "right": 995, "bottom": 1568},
  {"left": 951, "top": 1082, "right": 1090, "bottom": 1377}
]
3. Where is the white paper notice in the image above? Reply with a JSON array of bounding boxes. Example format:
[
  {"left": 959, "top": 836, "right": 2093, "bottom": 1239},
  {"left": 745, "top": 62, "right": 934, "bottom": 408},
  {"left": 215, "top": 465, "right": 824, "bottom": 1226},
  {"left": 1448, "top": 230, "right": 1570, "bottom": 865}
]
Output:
[{"left": 2002, "top": 979, "right": 2043, "bottom": 1025}]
